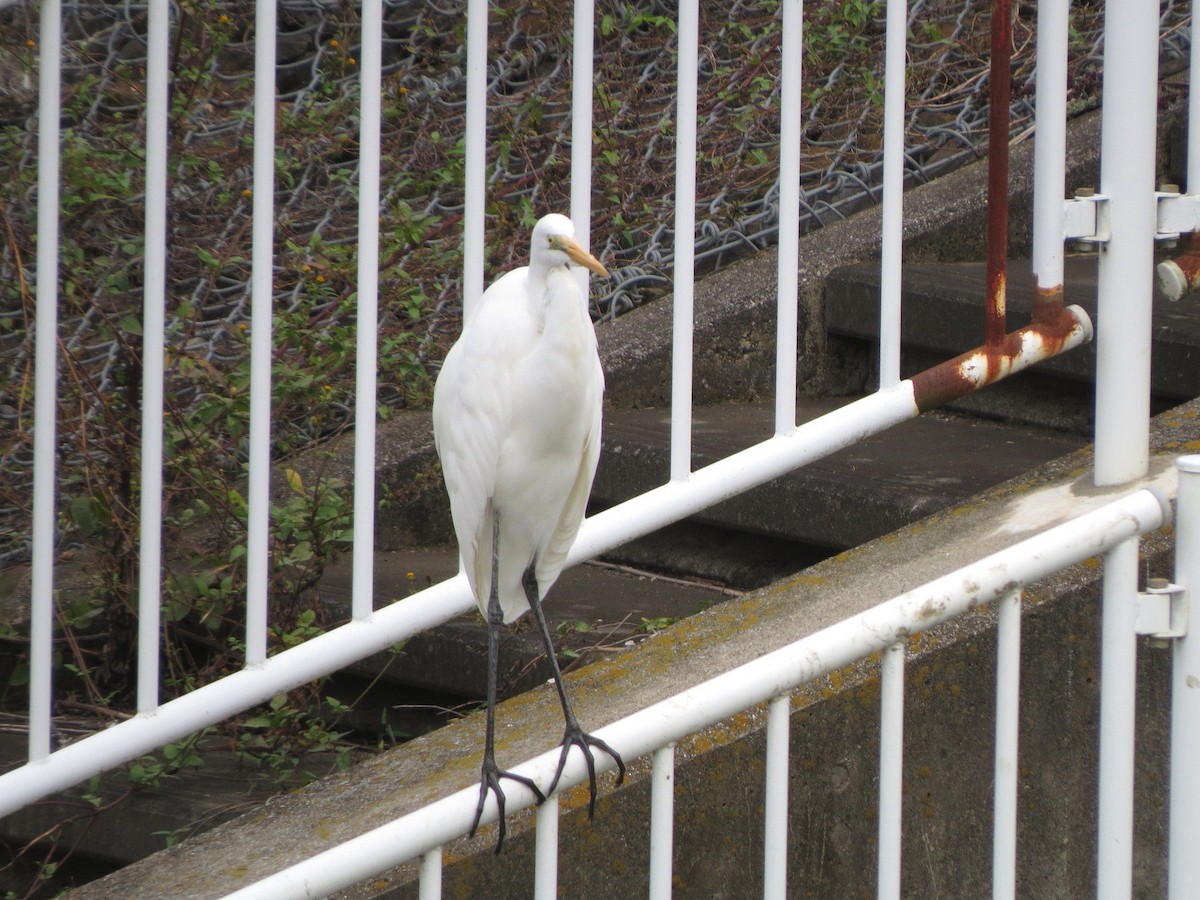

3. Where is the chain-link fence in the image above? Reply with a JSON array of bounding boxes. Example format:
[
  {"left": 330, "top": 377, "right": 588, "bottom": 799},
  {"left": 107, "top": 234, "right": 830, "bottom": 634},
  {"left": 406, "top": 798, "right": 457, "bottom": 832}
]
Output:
[{"left": 0, "top": 0, "right": 1191, "bottom": 569}]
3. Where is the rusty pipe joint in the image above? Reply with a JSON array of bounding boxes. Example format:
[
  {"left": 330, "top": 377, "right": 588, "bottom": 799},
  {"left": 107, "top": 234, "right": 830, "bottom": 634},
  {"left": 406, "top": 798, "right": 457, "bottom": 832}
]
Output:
[{"left": 911, "top": 305, "right": 1093, "bottom": 412}]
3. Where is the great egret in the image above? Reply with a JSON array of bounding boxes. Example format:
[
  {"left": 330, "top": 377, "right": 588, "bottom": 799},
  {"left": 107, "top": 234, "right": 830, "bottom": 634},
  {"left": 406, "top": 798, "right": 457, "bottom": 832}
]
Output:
[{"left": 432, "top": 213, "right": 626, "bottom": 850}]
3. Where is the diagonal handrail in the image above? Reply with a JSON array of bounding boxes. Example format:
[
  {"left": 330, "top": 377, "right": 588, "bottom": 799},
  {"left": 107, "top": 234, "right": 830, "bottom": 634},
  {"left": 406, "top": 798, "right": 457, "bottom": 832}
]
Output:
[{"left": 219, "top": 485, "right": 1172, "bottom": 898}]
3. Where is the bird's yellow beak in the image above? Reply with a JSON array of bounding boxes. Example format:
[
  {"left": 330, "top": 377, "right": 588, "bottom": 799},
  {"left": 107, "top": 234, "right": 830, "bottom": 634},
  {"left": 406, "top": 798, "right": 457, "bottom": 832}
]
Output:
[{"left": 553, "top": 236, "right": 609, "bottom": 278}]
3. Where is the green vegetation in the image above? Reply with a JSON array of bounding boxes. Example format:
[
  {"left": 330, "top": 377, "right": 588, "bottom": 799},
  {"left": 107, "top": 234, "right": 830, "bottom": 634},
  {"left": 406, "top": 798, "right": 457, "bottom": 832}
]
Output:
[{"left": 0, "top": 2, "right": 437, "bottom": 891}]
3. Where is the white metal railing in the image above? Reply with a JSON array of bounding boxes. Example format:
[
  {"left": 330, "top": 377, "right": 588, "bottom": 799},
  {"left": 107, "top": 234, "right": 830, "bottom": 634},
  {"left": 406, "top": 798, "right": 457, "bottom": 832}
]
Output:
[
  {"left": 1169, "top": 467, "right": 1200, "bottom": 899},
  {"left": 28, "top": 0, "right": 64, "bottom": 767},
  {"left": 218, "top": 479, "right": 1191, "bottom": 899},
  {"left": 7, "top": 0, "right": 1198, "bottom": 897}
]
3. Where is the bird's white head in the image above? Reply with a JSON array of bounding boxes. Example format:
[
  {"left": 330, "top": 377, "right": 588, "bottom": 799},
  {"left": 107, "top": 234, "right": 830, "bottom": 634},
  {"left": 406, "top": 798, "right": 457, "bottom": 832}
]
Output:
[{"left": 531, "top": 214, "right": 609, "bottom": 277}]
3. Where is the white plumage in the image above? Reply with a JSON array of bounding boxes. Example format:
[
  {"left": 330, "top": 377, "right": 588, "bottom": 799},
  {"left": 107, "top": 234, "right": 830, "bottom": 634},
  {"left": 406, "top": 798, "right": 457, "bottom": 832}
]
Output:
[
  {"left": 432, "top": 213, "right": 622, "bottom": 850},
  {"left": 433, "top": 214, "right": 604, "bottom": 624}
]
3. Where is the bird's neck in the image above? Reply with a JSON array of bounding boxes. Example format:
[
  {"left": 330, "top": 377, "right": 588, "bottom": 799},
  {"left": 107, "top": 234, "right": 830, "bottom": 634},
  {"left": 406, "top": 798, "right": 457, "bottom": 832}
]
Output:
[{"left": 528, "top": 264, "right": 584, "bottom": 333}]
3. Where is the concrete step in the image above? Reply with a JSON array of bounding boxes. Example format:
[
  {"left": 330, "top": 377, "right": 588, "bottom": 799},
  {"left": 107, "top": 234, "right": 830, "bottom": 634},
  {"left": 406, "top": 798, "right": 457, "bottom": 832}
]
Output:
[
  {"left": 0, "top": 732, "right": 321, "bottom": 890},
  {"left": 323, "top": 400, "right": 1082, "bottom": 703},
  {"left": 825, "top": 254, "right": 1200, "bottom": 401},
  {"left": 317, "top": 546, "right": 736, "bottom": 703},
  {"left": 593, "top": 401, "right": 1084, "bottom": 550}
]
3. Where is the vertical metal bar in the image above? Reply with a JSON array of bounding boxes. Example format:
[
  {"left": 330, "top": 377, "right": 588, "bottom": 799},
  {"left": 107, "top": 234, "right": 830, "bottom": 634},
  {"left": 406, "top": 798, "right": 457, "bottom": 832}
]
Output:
[
  {"left": 1168, "top": 456, "right": 1200, "bottom": 898},
  {"left": 462, "top": 0, "right": 488, "bottom": 315},
  {"left": 1092, "top": 8, "right": 1157, "bottom": 874},
  {"left": 571, "top": 0, "right": 595, "bottom": 301},
  {"left": 773, "top": 0, "right": 802, "bottom": 435},
  {"left": 1093, "top": 0, "right": 1157, "bottom": 487},
  {"left": 649, "top": 743, "right": 676, "bottom": 900},
  {"left": 992, "top": 590, "right": 1022, "bottom": 900},
  {"left": 670, "top": 0, "right": 698, "bottom": 481},
  {"left": 351, "top": 0, "right": 382, "bottom": 623},
  {"left": 1093, "top": 1, "right": 1157, "bottom": 876},
  {"left": 1030, "top": 0, "right": 1069, "bottom": 319},
  {"left": 245, "top": 0, "right": 278, "bottom": 667},
  {"left": 877, "top": 642, "right": 905, "bottom": 900},
  {"left": 29, "top": 0, "right": 63, "bottom": 763},
  {"left": 1096, "top": 537, "right": 1140, "bottom": 900},
  {"left": 534, "top": 794, "right": 559, "bottom": 899},
  {"left": 136, "top": 0, "right": 170, "bottom": 713},
  {"left": 877, "top": 0, "right": 907, "bottom": 389},
  {"left": 763, "top": 694, "right": 791, "bottom": 900},
  {"left": 418, "top": 847, "right": 442, "bottom": 900},
  {"left": 1189, "top": 19, "right": 1200, "bottom": 194},
  {"left": 984, "top": 0, "right": 1012, "bottom": 348}
]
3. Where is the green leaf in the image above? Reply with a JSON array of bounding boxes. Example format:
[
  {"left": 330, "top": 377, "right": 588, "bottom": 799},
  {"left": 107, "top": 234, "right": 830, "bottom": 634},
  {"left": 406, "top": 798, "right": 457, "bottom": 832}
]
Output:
[
  {"left": 285, "top": 468, "right": 305, "bottom": 496},
  {"left": 67, "top": 496, "right": 107, "bottom": 537}
]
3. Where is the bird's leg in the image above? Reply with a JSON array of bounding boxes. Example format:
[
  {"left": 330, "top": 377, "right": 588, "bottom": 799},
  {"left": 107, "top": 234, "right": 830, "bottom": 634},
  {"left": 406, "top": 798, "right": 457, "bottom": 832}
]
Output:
[
  {"left": 522, "top": 565, "right": 626, "bottom": 819},
  {"left": 472, "top": 507, "right": 545, "bottom": 854}
]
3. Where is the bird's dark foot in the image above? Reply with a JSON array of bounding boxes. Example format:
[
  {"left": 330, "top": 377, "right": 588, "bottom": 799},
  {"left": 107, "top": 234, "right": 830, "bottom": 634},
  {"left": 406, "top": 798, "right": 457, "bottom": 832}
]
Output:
[
  {"left": 547, "top": 722, "right": 626, "bottom": 819},
  {"left": 471, "top": 757, "right": 546, "bottom": 854}
]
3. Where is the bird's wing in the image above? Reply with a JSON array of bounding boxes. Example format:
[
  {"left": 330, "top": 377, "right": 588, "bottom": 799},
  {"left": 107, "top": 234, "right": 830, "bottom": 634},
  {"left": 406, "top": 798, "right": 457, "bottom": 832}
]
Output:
[
  {"left": 434, "top": 342, "right": 507, "bottom": 607},
  {"left": 432, "top": 270, "right": 531, "bottom": 607},
  {"left": 534, "top": 355, "right": 604, "bottom": 594}
]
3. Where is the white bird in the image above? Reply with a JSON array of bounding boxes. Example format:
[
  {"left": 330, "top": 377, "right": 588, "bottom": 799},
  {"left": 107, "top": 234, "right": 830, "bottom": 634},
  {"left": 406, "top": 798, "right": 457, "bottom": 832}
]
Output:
[{"left": 432, "top": 213, "right": 625, "bottom": 850}]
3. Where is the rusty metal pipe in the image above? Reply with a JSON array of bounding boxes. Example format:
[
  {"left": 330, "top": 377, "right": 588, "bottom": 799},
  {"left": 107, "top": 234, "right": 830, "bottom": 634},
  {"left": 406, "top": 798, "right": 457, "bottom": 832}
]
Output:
[
  {"left": 985, "top": 0, "right": 1013, "bottom": 347},
  {"left": 911, "top": 305, "right": 1093, "bottom": 412},
  {"left": 1031, "top": 282, "right": 1071, "bottom": 327}
]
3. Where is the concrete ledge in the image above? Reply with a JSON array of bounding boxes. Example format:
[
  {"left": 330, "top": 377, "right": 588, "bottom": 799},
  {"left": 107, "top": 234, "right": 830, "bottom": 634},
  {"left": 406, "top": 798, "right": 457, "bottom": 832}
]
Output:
[
  {"left": 595, "top": 401, "right": 1081, "bottom": 549},
  {"left": 72, "top": 398, "right": 1200, "bottom": 899}
]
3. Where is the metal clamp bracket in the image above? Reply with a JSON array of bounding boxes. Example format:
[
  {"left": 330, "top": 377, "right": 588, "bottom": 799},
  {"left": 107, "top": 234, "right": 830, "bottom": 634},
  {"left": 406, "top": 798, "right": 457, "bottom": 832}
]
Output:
[
  {"left": 1155, "top": 188, "right": 1200, "bottom": 241},
  {"left": 1135, "top": 578, "right": 1188, "bottom": 640},
  {"left": 1063, "top": 191, "right": 1110, "bottom": 243},
  {"left": 1061, "top": 189, "right": 1200, "bottom": 244}
]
